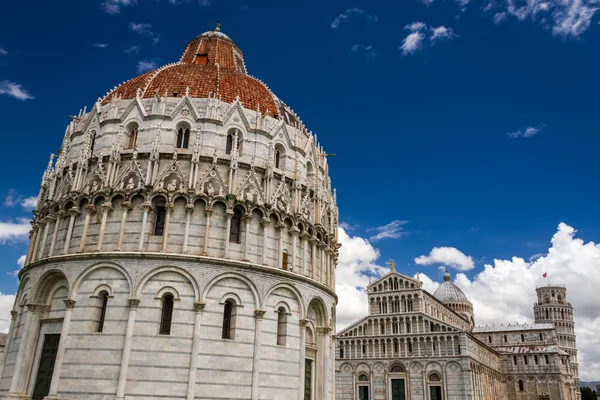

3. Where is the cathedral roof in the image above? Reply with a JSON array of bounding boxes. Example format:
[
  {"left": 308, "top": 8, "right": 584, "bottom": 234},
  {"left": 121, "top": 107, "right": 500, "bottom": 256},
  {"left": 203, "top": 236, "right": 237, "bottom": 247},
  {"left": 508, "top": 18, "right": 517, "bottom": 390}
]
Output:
[
  {"left": 433, "top": 270, "right": 470, "bottom": 304},
  {"left": 102, "top": 23, "right": 299, "bottom": 124},
  {"left": 472, "top": 323, "right": 555, "bottom": 333}
]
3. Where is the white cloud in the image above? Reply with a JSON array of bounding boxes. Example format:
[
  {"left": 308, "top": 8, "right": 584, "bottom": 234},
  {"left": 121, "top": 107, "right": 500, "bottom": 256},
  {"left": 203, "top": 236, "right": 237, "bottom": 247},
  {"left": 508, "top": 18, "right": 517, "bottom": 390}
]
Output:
[
  {"left": 100, "top": 0, "right": 137, "bottom": 14},
  {"left": 335, "top": 227, "right": 388, "bottom": 330},
  {"left": 130, "top": 22, "right": 160, "bottom": 45},
  {"left": 0, "top": 47, "right": 8, "bottom": 56},
  {"left": 4, "top": 191, "right": 37, "bottom": 210},
  {"left": 124, "top": 45, "right": 140, "bottom": 55},
  {"left": 420, "top": 0, "right": 436, "bottom": 6},
  {"left": 400, "top": 32, "right": 426, "bottom": 55},
  {"left": 507, "top": 125, "right": 542, "bottom": 138},
  {"left": 331, "top": 8, "right": 378, "bottom": 29},
  {"left": 136, "top": 60, "right": 159, "bottom": 74},
  {"left": 368, "top": 220, "right": 409, "bottom": 241},
  {"left": 415, "top": 246, "right": 475, "bottom": 271},
  {"left": 405, "top": 21, "right": 427, "bottom": 31},
  {"left": 0, "top": 293, "right": 16, "bottom": 333},
  {"left": 21, "top": 197, "right": 37, "bottom": 210},
  {"left": 9, "top": 255, "right": 26, "bottom": 277},
  {"left": 351, "top": 44, "right": 376, "bottom": 57},
  {"left": 93, "top": 43, "right": 108, "bottom": 48},
  {"left": 336, "top": 222, "right": 600, "bottom": 380},
  {"left": 0, "top": 218, "right": 30, "bottom": 243},
  {"left": 430, "top": 26, "right": 457, "bottom": 41},
  {"left": 0, "top": 81, "right": 34, "bottom": 101}
]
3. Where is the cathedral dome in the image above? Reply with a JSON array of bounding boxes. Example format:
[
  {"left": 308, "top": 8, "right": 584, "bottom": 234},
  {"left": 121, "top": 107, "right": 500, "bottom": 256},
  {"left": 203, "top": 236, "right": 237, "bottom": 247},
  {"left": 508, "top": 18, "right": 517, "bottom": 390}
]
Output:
[
  {"left": 102, "top": 23, "right": 295, "bottom": 122},
  {"left": 433, "top": 271, "right": 470, "bottom": 303}
]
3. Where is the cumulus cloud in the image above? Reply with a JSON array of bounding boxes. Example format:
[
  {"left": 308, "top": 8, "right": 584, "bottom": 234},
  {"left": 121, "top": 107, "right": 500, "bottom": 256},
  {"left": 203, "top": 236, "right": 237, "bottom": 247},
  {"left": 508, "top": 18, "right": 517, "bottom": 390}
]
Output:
[
  {"left": 331, "top": 8, "right": 378, "bottom": 29},
  {"left": 507, "top": 124, "right": 543, "bottom": 138},
  {"left": 337, "top": 222, "right": 600, "bottom": 380},
  {"left": 368, "top": 220, "right": 409, "bottom": 241},
  {"left": 100, "top": 0, "right": 137, "bottom": 14},
  {"left": 8, "top": 255, "right": 26, "bottom": 277},
  {"left": 136, "top": 60, "right": 159, "bottom": 74},
  {"left": 0, "top": 81, "right": 34, "bottom": 101},
  {"left": 401, "top": 22, "right": 456, "bottom": 55},
  {"left": 415, "top": 246, "right": 475, "bottom": 271},
  {"left": 4, "top": 191, "right": 37, "bottom": 210},
  {"left": 124, "top": 45, "right": 140, "bottom": 55},
  {"left": 0, "top": 219, "right": 31, "bottom": 243},
  {"left": 430, "top": 26, "right": 457, "bottom": 41},
  {"left": 130, "top": 22, "right": 160, "bottom": 45},
  {"left": 0, "top": 293, "right": 16, "bottom": 333}
]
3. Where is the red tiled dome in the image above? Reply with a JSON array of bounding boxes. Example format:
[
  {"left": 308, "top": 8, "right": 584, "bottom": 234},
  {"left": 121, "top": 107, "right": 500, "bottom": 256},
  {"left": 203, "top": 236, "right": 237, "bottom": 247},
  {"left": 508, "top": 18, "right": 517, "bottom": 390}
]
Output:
[{"left": 102, "top": 25, "right": 283, "bottom": 118}]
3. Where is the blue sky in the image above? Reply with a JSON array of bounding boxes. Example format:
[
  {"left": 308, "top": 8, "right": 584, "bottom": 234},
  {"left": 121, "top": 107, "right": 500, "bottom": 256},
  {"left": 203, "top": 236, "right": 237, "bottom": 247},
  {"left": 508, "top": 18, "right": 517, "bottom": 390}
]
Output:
[{"left": 1, "top": 0, "right": 600, "bottom": 379}]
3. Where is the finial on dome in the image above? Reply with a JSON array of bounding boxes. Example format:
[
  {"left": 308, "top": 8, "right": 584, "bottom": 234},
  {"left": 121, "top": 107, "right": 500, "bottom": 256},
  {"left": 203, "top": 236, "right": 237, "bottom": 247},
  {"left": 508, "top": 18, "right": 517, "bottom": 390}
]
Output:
[
  {"left": 390, "top": 261, "right": 395, "bottom": 272},
  {"left": 443, "top": 269, "right": 451, "bottom": 282},
  {"left": 215, "top": 21, "right": 221, "bottom": 31}
]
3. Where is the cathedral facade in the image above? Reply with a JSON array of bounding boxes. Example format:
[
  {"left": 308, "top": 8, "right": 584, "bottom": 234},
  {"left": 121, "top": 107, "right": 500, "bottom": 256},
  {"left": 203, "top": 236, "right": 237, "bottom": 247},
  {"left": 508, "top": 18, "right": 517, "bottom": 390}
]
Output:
[
  {"left": 335, "top": 269, "right": 580, "bottom": 400},
  {"left": 0, "top": 26, "right": 339, "bottom": 400}
]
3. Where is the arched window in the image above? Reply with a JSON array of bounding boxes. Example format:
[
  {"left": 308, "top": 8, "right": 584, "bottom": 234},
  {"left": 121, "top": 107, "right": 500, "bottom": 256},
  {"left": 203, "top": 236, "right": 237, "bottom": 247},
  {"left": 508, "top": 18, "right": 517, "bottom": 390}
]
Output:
[
  {"left": 222, "top": 300, "right": 236, "bottom": 339},
  {"left": 545, "top": 309, "right": 549, "bottom": 319},
  {"left": 276, "top": 306, "right": 287, "bottom": 346},
  {"left": 518, "top": 379, "right": 525, "bottom": 392},
  {"left": 358, "top": 374, "right": 368, "bottom": 382},
  {"left": 274, "top": 148, "right": 281, "bottom": 168},
  {"left": 229, "top": 208, "right": 242, "bottom": 243},
  {"left": 176, "top": 127, "right": 190, "bottom": 149},
  {"left": 128, "top": 126, "right": 138, "bottom": 149},
  {"left": 97, "top": 290, "right": 108, "bottom": 333},
  {"left": 90, "top": 131, "right": 97, "bottom": 154},
  {"left": 226, "top": 133, "right": 234, "bottom": 155},
  {"left": 339, "top": 346, "right": 344, "bottom": 358},
  {"left": 160, "top": 294, "right": 174, "bottom": 335},
  {"left": 521, "top": 334, "right": 525, "bottom": 342},
  {"left": 282, "top": 251, "right": 288, "bottom": 270},
  {"left": 155, "top": 205, "right": 166, "bottom": 236},
  {"left": 539, "top": 333, "right": 544, "bottom": 341}
]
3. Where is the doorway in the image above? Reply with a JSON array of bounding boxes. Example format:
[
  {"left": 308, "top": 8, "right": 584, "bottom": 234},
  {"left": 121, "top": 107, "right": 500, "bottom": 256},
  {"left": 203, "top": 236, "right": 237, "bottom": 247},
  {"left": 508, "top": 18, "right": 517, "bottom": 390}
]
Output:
[
  {"left": 430, "top": 385, "right": 443, "bottom": 400},
  {"left": 304, "top": 359, "right": 312, "bottom": 400},
  {"left": 358, "top": 385, "right": 369, "bottom": 400},
  {"left": 391, "top": 378, "right": 406, "bottom": 400},
  {"left": 32, "top": 334, "right": 60, "bottom": 400}
]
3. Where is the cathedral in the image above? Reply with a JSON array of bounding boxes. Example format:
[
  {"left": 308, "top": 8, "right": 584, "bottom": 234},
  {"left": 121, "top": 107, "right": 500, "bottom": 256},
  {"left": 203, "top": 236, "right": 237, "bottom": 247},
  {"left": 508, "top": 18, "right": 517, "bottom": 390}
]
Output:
[
  {"left": 0, "top": 25, "right": 339, "bottom": 400},
  {"left": 334, "top": 267, "right": 580, "bottom": 400}
]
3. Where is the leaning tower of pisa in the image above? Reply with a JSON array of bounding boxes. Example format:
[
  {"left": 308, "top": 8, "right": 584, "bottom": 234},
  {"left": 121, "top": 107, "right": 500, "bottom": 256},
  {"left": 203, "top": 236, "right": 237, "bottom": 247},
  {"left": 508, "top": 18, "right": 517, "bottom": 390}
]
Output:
[{"left": 533, "top": 285, "right": 580, "bottom": 398}]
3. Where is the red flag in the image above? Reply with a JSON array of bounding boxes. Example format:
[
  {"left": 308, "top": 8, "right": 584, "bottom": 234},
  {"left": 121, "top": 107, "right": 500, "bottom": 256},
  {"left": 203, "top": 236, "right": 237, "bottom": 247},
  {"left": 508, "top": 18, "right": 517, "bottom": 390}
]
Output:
[{"left": 543, "top": 272, "right": 547, "bottom": 278}]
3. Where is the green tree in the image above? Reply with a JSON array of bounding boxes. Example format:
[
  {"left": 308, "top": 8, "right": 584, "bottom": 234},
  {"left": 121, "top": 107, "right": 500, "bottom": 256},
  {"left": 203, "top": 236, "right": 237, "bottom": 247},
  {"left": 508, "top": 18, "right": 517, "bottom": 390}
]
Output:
[{"left": 580, "top": 386, "right": 596, "bottom": 400}]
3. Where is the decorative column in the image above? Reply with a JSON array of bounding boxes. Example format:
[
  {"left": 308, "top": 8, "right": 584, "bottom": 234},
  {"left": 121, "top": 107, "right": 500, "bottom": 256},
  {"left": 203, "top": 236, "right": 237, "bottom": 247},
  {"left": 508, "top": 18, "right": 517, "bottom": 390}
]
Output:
[
  {"left": 78, "top": 204, "right": 95, "bottom": 253},
  {"left": 202, "top": 207, "right": 212, "bottom": 256},
  {"left": 276, "top": 224, "right": 285, "bottom": 269},
  {"left": 9, "top": 304, "right": 44, "bottom": 395},
  {"left": 96, "top": 202, "right": 113, "bottom": 251},
  {"left": 161, "top": 203, "right": 174, "bottom": 252},
  {"left": 223, "top": 210, "right": 233, "bottom": 259},
  {"left": 48, "top": 212, "right": 64, "bottom": 257},
  {"left": 36, "top": 219, "right": 50, "bottom": 259},
  {"left": 63, "top": 207, "right": 80, "bottom": 255},
  {"left": 186, "top": 302, "right": 205, "bottom": 400},
  {"left": 317, "top": 327, "right": 333, "bottom": 400},
  {"left": 116, "top": 299, "right": 140, "bottom": 400},
  {"left": 260, "top": 219, "right": 269, "bottom": 265},
  {"left": 45, "top": 299, "right": 76, "bottom": 399},
  {"left": 138, "top": 202, "right": 151, "bottom": 251},
  {"left": 0, "top": 310, "right": 18, "bottom": 382},
  {"left": 24, "top": 225, "right": 39, "bottom": 265},
  {"left": 243, "top": 214, "right": 253, "bottom": 261},
  {"left": 310, "top": 237, "right": 318, "bottom": 279},
  {"left": 298, "top": 319, "right": 308, "bottom": 400},
  {"left": 301, "top": 232, "right": 309, "bottom": 276},
  {"left": 251, "top": 310, "right": 266, "bottom": 400},
  {"left": 182, "top": 205, "right": 194, "bottom": 254},
  {"left": 116, "top": 201, "right": 132, "bottom": 251},
  {"left": 290, "top": 227, "right": 299, "bottom": 272}
]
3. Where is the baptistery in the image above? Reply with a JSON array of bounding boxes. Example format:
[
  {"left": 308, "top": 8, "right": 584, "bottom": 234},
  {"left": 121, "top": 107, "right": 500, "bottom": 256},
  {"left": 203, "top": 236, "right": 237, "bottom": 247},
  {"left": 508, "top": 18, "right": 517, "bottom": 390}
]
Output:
[{"left": 0, "top": 24, "right": 339, "bottom": 400}]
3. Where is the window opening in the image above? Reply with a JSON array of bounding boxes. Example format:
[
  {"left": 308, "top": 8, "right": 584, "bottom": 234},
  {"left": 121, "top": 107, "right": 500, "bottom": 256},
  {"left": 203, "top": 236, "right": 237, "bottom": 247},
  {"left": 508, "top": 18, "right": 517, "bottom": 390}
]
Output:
[
  {"left": 159, "top": 294, "right": 174, "bottom": 335},
  {"left": 98, "top": 291, "right": 108, "bottom": 333},
  {"left": 176, "top": 127, "right": 190, "bottom": 149},
  {"left": 155, "top": 206, "right": 166, "bottom": 235},
  {"left": 222, "top": 300, "right": 234, "bottom": 339},
  {"left": 229, "top": 208, "right": 242, "bottom": 243},
  {"left": 276, "top": 307, "right": 287, "bottom": 346},
  {"left": 128, "top": 127, "right": 138, "bottom": 149}
]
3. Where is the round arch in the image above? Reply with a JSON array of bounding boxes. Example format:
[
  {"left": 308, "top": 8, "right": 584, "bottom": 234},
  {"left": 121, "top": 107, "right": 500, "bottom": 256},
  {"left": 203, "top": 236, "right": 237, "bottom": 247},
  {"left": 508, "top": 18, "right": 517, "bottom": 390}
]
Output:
[
  {"left": 71, "top": 261, "right": 133, "bottom": 298},
  {"left": 136, "top": 265, "right": 200, "bottom": 302},
  {"left": 32, "top": 269, "right": 70, "bottom": 304},
  {"left": 201, "top": 271, "right": 260, "bottom": 309},
  {"left": 264, "top": 282, "right": 306, "bottom": 318}
]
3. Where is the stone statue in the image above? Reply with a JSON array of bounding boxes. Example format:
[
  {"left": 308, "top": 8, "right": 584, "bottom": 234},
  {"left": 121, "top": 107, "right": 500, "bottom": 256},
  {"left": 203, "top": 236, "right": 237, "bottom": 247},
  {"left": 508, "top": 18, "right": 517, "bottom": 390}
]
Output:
[
  {"left": 91, "top": 181, "right": 99, "bottom": 192},
  {"left": 206, "top": 182, "right": 215, "bottom": 196},
  {"left": 245, "top": 187, "right": 255, "bottom": 203},
  {"left": 167, "top": 178, "right": 177, "bottom": 192},
  {"left": 126, "top": 177, "right": 135, "bottom": 190}
]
